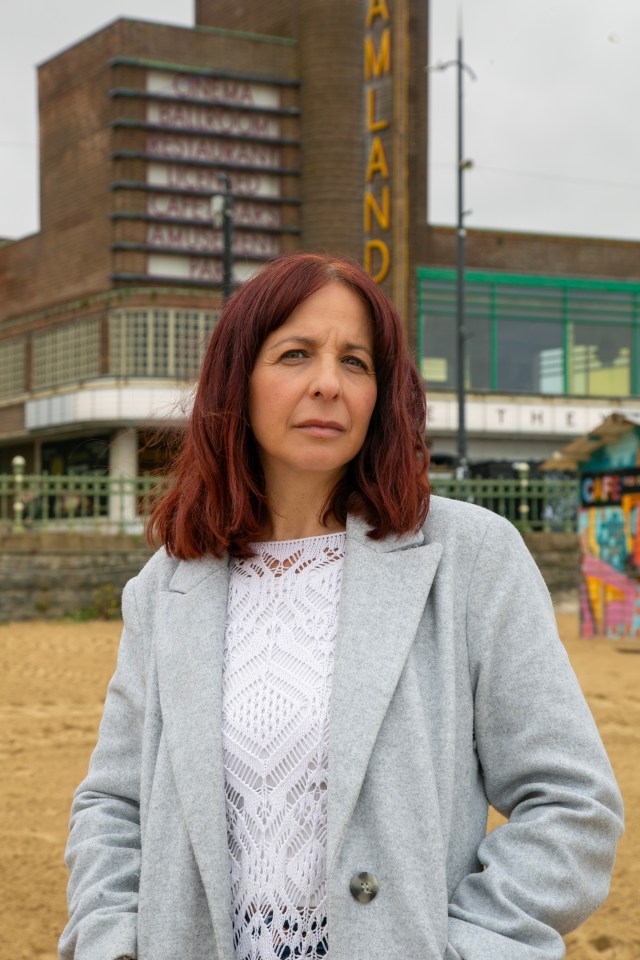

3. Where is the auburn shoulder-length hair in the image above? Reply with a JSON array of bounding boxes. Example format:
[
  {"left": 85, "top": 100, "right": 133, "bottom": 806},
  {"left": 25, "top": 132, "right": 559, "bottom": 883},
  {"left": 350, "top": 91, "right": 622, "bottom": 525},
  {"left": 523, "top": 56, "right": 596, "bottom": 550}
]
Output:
[{"left": 148, "top": 252, "right": 430, "bottom": 558}]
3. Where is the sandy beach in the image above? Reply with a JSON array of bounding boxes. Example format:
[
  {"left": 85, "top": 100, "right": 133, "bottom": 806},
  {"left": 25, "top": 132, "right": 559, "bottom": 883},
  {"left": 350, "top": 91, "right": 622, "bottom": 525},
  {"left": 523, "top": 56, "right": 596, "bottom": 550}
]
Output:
[{"left": 0, "top": 612, "right": 636, "bottom": 960}]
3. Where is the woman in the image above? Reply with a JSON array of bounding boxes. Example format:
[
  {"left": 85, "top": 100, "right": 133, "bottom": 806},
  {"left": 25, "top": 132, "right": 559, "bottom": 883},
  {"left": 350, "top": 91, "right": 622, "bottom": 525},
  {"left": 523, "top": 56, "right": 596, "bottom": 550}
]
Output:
[{"left": 60, "top": 253, "right": 623, "bottom": 960}]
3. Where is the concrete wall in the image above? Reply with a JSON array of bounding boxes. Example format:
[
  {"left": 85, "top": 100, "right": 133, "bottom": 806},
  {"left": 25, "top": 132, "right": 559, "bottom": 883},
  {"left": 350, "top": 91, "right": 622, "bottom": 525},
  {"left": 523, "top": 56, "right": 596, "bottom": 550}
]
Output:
[
  {"left": 0, "top": 530, "right": 579, "bottom": 622},
  {"left": 0, "top": 534, "right": 154, "bottom": 622},
  {"left": 523, "top": 531, "right": 580, "bottom": 608}
]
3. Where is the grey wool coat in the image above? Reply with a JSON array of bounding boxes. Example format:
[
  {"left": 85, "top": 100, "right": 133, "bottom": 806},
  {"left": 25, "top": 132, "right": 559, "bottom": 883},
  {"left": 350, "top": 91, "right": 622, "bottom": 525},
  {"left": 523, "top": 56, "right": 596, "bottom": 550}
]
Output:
[{"left": 60, "top": 496, "right": 623, "bottom": 960}]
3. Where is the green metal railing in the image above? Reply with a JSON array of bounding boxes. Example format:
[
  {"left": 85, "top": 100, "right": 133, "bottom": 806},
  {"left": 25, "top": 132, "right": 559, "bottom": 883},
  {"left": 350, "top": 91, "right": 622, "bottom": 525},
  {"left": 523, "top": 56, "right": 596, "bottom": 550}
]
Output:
[
  {"left": 1, "top": 461, "right": 579, "bottom": 535},
  {"left": 429, "top": 475, "right": 578, "bottom": 532},
  {"left": 0, "top": 465, "right": 169, "bottom": 534}
]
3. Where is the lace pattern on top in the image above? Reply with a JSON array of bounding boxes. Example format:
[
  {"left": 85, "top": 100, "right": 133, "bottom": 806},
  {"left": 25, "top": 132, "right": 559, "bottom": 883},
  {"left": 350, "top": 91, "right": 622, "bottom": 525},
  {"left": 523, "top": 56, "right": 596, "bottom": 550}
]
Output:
[{"left": 223, "top": 533, "right": 345, "bottom": 960}]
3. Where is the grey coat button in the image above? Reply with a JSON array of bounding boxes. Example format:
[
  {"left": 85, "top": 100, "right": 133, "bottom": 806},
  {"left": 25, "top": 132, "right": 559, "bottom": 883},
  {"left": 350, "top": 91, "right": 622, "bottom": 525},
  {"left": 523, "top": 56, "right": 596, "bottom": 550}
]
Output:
[{"left": 350, "top": 871, "right": 379, "bottom": 903}]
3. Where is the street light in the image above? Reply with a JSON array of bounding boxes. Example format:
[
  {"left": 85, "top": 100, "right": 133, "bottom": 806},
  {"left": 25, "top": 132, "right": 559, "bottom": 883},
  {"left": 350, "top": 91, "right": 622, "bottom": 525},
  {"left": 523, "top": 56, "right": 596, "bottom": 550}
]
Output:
[
  {"left": 427, "top": 5, "right": 476, "bottom": 479},
  {"left": 211, "top": 172, "right": 234, "bottom": 301}
]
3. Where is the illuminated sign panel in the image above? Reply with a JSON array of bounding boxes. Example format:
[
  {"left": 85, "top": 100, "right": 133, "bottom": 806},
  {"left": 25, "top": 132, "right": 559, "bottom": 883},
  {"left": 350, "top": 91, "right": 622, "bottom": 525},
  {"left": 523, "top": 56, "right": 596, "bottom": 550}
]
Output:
[
  {"left": 146, "top": 162, "right": 280, "bottom": 197},
  {"left": 145, "top": 132, "right": 282, "bottom": 167},
  {"left": 146, "top": 101, "right": 281, "bottom": 139},
  {"left": 111, "top": 68, "right": 299, "bottom": 286},
  {"left": 146, "top": 71, "right": 281, "bottom": 108},
  {"left": 147, "top": 253, "right": 258, "bottom": 284},
  {"left": 146, "top": 194, "right": 282, "bottom": 228}
]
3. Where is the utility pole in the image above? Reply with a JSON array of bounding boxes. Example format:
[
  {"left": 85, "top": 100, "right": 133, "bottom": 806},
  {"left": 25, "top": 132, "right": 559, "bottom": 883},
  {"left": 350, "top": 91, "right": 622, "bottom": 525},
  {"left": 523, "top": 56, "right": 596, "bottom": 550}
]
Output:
[
  {"left": 455, "top": 26, "right": 468, "bottom": 478},
  {"left": 427, "top": 5, "right": 475, "bottom": 478}
]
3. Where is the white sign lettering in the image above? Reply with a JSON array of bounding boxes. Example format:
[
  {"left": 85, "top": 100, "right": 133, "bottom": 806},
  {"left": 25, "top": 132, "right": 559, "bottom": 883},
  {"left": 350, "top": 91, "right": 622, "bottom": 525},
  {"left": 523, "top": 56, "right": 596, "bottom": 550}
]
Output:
[
  {"left": 147, "top": 194, "right": 282, "bottom": 228},
  {"left": 148, "top": 253, "right": 260, "bottom": 284},
  {"left": 147, "top": 101, "right": 280, "bottom": 139},
  {"left": 146, "top": 133, "right": 281, "bottom": 168},
  {"left": 427, "top": 398, "right": 635, "bottom": 437},
  {"left": 146, "top": 223, "right": 281, "bottom": 258},
  {"left": 146, "top": 70, "right": 281, "bottom": 109},
  {"left": 147, "top": 162, "right": 280, "bottom": 197}
]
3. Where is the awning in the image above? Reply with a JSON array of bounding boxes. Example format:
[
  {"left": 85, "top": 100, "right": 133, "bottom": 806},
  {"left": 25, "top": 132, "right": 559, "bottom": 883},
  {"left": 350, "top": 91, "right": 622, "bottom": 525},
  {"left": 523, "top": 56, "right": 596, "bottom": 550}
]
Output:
[{"left": 541, "top": 412, "right": 640, "bottom": 471}]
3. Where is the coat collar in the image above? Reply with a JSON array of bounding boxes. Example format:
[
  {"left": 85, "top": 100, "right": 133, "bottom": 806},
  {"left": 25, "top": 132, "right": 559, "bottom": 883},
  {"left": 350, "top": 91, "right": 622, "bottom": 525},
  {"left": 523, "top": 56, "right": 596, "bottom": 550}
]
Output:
[
  {"left": 344, "top": 512, "right": 426, "bottom": 552},
  {"left": 165, "top": 513, "right": 429, "bottom": 597},
  {"left": 167, "top": 549, "right": 228, "bottom": 593},
  {"left": 155, "top": 514, "right": 441, "bottom": 944}
]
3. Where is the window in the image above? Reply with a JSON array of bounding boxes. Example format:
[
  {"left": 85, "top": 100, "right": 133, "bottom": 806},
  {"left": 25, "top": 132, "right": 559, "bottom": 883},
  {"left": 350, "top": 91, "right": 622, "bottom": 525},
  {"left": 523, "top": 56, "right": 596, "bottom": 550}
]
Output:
[
  {"left": 417, "top": 269, "right": 640, "bottom": 398},
  {"left": 109, "top": 309, "right": 219, "bottom": 379},
  {"left": 0, "top": 338, "right": 25, "bottom": 400},
  {"left": 419, "top": 279, "right": 490, "bottom": 391},
  {"left": 494, "top": 286, "right": 565, "bottom": 394},
  {"left": 32, "top": 318, "right": 101, "bottom": 390},
  {"left": 568, "top": 289, "right": 633, "bottom": 397},
  {"left": 174, "top": 311, "right": 218, "bottom": 380}
]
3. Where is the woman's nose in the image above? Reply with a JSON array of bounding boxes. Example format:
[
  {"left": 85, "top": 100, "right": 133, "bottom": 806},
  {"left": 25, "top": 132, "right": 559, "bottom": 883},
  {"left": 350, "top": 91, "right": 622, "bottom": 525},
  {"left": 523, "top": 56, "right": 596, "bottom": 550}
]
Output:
[{"left": 309, "top": 359, "right": 341, "bottom": 399}]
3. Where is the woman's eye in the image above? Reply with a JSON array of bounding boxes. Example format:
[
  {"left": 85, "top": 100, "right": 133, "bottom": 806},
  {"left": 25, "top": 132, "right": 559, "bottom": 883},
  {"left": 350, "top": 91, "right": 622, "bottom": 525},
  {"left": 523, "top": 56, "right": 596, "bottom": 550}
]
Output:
[
  {"left": 280, "top": 349, "right": 308, "bottom": 360},
  {"left": 343, "top": 356, "right": 369, "bottom": 370}
]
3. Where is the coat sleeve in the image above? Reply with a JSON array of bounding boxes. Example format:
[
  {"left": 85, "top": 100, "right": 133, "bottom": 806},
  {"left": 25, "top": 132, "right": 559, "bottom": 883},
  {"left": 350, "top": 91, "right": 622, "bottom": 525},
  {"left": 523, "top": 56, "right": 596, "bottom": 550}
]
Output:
[
  {"left": 447, "top": 515, "right": 624, "bottom": 960},
  {"left": 59, "top": 578, "right": 146, "bottom": 960}
]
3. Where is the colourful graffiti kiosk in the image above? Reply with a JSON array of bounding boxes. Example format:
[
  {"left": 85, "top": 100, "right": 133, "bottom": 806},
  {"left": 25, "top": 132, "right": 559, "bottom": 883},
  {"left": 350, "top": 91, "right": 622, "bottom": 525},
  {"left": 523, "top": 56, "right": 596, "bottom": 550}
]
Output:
[{"left": 579, "top": 427, "right": 640, "bottom": 640}]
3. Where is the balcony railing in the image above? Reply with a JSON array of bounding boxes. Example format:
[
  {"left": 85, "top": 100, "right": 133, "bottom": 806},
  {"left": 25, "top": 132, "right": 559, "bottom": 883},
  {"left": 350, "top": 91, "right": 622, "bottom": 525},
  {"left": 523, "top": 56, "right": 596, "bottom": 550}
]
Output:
[{"left": 1, "top": 464, "right": 579, "bottom": 535}]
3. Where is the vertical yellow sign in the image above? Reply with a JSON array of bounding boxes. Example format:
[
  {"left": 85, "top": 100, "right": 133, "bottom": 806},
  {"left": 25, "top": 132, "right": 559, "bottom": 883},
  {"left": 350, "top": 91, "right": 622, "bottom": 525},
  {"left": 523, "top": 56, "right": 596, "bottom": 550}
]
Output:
[{"left": 363, "top": 0, "right": 392, "bottom": 285}]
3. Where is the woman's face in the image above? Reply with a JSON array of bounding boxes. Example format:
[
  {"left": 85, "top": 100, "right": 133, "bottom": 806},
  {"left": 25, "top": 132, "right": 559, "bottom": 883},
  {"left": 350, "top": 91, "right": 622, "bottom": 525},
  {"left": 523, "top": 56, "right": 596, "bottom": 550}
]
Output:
[{"left": 248, "top": 282, "right": 378, "bottom": 489}]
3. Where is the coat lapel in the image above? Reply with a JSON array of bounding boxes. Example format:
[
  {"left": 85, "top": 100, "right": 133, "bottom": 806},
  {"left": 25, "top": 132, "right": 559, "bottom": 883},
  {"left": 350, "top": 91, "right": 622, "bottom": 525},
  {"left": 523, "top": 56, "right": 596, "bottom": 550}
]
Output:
[
  {"left": 154, "top": 554, "right": 235, "bottom": 960},
  {"left": 327, "top": 517, "right": 442, "bottom": 871}
]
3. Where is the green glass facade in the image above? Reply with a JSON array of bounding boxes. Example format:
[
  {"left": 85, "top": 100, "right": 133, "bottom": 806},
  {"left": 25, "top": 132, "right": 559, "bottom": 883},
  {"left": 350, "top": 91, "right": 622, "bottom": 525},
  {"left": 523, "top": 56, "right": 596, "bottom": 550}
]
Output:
[{"left": 417, "top": 269, "right": 640, "bottom": 398}]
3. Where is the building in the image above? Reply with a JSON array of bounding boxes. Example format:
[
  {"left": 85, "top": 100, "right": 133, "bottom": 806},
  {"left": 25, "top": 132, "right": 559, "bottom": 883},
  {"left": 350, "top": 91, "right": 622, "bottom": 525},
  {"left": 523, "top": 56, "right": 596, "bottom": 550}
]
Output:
[
  {"left": 0, "top": 14, "right": 301, "bottom": 480},
  {"left": 2, "top": 0, "right": 640, "bottom": 484},
  {"left": 545, "top": 413, "right": 640, "bottom": 639}
]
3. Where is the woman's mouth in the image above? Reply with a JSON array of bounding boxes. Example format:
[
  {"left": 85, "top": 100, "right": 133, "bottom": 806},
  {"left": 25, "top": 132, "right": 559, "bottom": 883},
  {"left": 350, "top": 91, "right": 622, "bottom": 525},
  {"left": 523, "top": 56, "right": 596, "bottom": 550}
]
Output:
[{"left": 295, "top": 420, "right": 346, "bottom": 438}]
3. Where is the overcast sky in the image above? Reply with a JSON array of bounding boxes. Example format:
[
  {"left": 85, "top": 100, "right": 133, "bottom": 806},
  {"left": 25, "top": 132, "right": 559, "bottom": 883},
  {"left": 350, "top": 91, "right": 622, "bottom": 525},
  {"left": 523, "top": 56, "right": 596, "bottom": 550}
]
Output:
[
  {"left": 1, "top": 0, "right": 639, "bottom": 242},
  {"left": 429, "top": 0, "right": 640, "bottom": 241}
]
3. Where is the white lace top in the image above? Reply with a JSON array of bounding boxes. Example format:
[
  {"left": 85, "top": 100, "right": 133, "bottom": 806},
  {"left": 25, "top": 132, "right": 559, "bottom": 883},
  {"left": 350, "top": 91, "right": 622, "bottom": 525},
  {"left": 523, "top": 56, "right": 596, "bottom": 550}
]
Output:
[{"left": 222, "top": 532, "right": 346, "bottom": 960}]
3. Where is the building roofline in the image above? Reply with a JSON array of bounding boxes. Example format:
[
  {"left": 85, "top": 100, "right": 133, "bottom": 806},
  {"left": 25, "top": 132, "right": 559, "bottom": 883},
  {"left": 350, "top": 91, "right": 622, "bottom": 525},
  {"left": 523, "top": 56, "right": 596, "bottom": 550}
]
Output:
[
  {"left": 430, "top": 223, "right": 640, "bottom": 251},
  {"left": 37, "top": 16, "right": 296, "bottom": 69}
]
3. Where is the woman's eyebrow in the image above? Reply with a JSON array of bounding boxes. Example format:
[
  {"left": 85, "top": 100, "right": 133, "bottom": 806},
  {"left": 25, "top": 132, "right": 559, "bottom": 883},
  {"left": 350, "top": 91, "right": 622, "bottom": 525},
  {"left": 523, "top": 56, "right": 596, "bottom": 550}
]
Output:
[{"left": 266, "top": 335, "right": 373, "bottom": 358}]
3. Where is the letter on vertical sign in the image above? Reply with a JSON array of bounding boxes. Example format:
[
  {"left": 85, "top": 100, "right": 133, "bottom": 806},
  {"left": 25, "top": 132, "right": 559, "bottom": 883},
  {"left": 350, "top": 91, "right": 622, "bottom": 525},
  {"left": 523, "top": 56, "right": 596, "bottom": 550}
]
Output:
[
  {"left": 366, "top": 138, "right": 390, "bottom": 181},
  {"left": 365, "top": 0, "right": 391, "bottom": 27},
  {"left": 364, "top": 240, "right": 390, "bottom": 283},
  {"left": 364, "top": 30, "right": 391, "bottom": 79},
  {"left": 364, "top": 186, "right": 390, "bottom": 232},
  {"left": 366, "top": 88, "right": 389, "bottom": 132}
]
